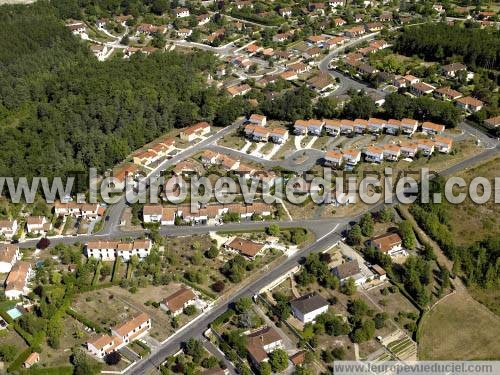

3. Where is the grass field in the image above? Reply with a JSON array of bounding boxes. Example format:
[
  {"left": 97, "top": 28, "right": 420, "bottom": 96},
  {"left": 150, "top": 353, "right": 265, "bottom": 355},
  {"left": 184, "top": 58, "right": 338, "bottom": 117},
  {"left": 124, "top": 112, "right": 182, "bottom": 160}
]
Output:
[{"left": 419, "top": 292, "right": 500, "bottom": 360}]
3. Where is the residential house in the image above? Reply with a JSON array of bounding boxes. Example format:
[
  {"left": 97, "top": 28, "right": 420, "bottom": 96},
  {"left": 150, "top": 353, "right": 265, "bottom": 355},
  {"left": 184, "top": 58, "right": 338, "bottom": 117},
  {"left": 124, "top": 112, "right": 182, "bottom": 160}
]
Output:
[
  {"left": 399, "top": 141, "right": 418, "bottom": 158},
  {"left": 353, "top": 119, "right": 368, "bottom": 134},
  {"left": 0, "top": 244, "right": 20, "bottom": 273},
  {"left": 484, "top": 116, "right": 500, "bottom": 129},
  {"left": 23, "top": 352, "right": 40, "bottom": 368},
  {"left": 306, "top": 35, "right": 325, "bottom": 46},
  {"left": 333, "top": 260, "right": 366, "bottom": 285},
  {"left": 324, "top": 36, "right": 346, "bottom": 50},
  {"left": 367, "top": 91, "right": 385, "bottom": 106},
  {"left": 379, "top": 12, "right": 393, "bottom": 22},
  {"left": 251, "top": 126, "right": 270, "bottom": 142},
  {"left": 226, "top": 84, "right": 251, "bottom": 97},
  {"left": 344, "top": 26, "right": 365, "bottom": 37},
  {"left": 111, "top": 313, "right": 151, "bottom": 346},
  {"left": 421, "top": 121, "right": 445, "bottom": 135},
  {"left": 303, "top": 47, "right": 321, "bottom": 60},
  {"left": 160, "top": 287, "right": 197, "bottom": 316},
  {"left": 177, "top": 28, "right": 192, "bottom": 39},
  {"left": 90, "top": 44, "right": 108, "bottom": 59},
  {"left": 272, "top": 32, "right": 290, "bottom": 43},
  {"left": 307, "top": 73, "right": 335, "bottom": 93},
  {"left": 365, "top": 22, "right": 383, "bottom": 32},
  {"left": 173, "top": 7, "right": 190, "bottom": 18},
  {"left": 280, "top": 70, "right": 298, "bottom": 81},
  {"left": 410, "top": 82, "right": 435, "bottom": 96},
  {"left": 224, "top": 238, "right": 265, "bottom": 259},
  {"left": 367, "top": 118, "right": 385, "bottom": 133},
  {"left": 403, "top": 75, "right": 420, "bottom": 85},
  {"left": 324, "top": 150, "right": 344, "bottom": 168},
  {"left": 136, "top": 23, "right": 166, "bottom": 36},
  {"left": 25, "top": 216, "right": 52, "bottom": 235},
  {"left": 364, "top": 146, "right": 384, "bottom": 163},
  {"left": 340, "top": 119, "right": 355, "bottom": 134},
  {"left": 385, "top": 119, "right": 401, "bottom": 135},
  {"left": 324, "top": 119, "right": 341, "bottom": 136},
  {"left": 287, "top": 62, "right": 311, "bottom": 75},
  {"left": 441, "top": 63, "right": 468, "bottom": 78},
  {"left": 201, "top": 150, "right": 220, "bottom": 165},
  {"left": 417, "top": 139, "right": 435, "bottom": 156},
  {"left": 372, "top": 264, "right": 387, "bottom": 281},
  {"left": 248, "top": 114, "right": 267, "bottom": 126},
  {"left": 329, "top": 0, "right": 344, "bottom": 8},
  {"left": 293, "top": 119, "right": 324, "bottom": 135},
  {"left": 246, "top": 326, "right": 282, "bottom": 366},
  {"left": 180, "top": 122, "right": 211, "bottom": 142},
  {"left": 87, "top": 334, "right": 123, "bottom": 359},
  {"left": 357, "top": 63, "right": 378, "bottom": 76},
  {"left": 401, "top": 118, "right": 418, "bottom": 135},
  {"left": 197, "top": 14, "right": 211, "bottom": 26},
  {"left": 278, "top": 8, "right": 292, "bottom": 17},
  {"left": 342, "top": 149, "right": 361, "bottom": 166},
  {"left": 369, "top": 233, "right": 403, "bottom": 256},
  {"left": 383, "top": 144, "right": 401, "bottom": 161},
  {"left": 5, "top": 261, "right": 33, "bottom": 300},
  {"left": 334, "top": 18, "right": 346, "bottom": 27},
  {"left": 434, "top": 136, "right": 453, "bottom": 153},
  {"left": 0, "top": 219, "right": 18, "bottom": 239},
  {"left": 455, "top": 96, "right": 483, "bottom": 112},
  {"left": 434, "top": 87, "right": 462, "bottom": 101},
  {"left": 290, "top": 293, "right": 329, "bottom": 323},
  {"left": 66, "top": 22, "right": 86, "bottom": 35},
  {"left": 269, "top": 128, "right": 289, "bottom": 144}
]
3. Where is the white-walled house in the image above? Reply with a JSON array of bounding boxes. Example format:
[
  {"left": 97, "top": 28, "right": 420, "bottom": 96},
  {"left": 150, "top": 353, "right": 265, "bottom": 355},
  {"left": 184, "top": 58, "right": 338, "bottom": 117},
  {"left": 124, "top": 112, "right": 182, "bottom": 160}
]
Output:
[
  {"left": 0, "top": 219, "right": 18, "bottom": 240},
  {"left": 5, "top": 262, "right": 33, "bottom": 300},
  {"left": 160, "top": 287, "right": 197, "bottom": 316},
  {"left": 290, "top": 293, "right": 329, "bottom": 323},
  {"left": 26, "top": 216, "right": 52, "bottom": 235},
  {"left": 85, "top": 240, "right": 152, "bottom": 261},
  {"left": 0, "top": 244, "right": 20, "bottom": 273},
  {"left": 369, "top": 233, "right": 403, "bottom": 256}
]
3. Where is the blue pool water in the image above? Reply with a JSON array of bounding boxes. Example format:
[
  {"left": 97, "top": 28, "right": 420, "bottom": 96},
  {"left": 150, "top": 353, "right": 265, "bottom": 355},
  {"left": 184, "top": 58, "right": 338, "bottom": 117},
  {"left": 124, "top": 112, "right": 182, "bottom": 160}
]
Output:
[{"left": 6, "top": 308, "right": 22, "bottom": 320}]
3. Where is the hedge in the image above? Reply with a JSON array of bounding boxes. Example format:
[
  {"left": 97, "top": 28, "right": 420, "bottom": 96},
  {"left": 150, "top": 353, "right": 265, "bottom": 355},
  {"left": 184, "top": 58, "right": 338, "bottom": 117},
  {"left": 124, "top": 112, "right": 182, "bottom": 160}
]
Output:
[
  {"left": 27, "top": 366, "right": 74, "bottom": 375},
  {"left": 210, "top": 309, "right": 235, "bottom": 329},
  {"left": 111, "top": 256, "right": 122, "bottom": 282},
  {"left": 66, "top": 308, "right": 106, "bottom": 333},
  {"left": 181, "top": 278, "right": 217, "bottom": 300}
]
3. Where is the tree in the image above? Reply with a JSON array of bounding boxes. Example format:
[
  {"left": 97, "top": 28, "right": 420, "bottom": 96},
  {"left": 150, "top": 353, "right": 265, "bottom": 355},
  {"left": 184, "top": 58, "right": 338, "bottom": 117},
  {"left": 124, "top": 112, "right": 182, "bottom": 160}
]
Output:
[
  {"left": 37, "top": 237, "right": 50, "bottom": 249},
  {"left": 347, "top": 224, "right": 363, "bottom": 246},
  {"left": 266, "top": 224, "right": 280, "bottom": 236},
  {"left": 206, "top": 245, "right": 220, "bottom": 259},
  {"left": 184, "top": 305, "right": 197, "bottom": 316},
  {"left": 184, "top": 338, "right": 205, "bottom": 364},
  {"left": 72, "top": 348, "right": 102, "bottom": 375},
  {"left": 314, "top": 96, "right": 339, "bottom": 118},
  {"left": 359, "top": 213, "right": 374, "bottom": 237},
  {"left": 399, "top": 221, "right": 416, "bottom": 250},
  {"left": 342, "top": 277, "right": 357, "bottom": 295},
  {"left": 100, "top": 263, "right": 112, "bottom": 278},
  {"left": 211, "top": 280, "right": 225, "bottom": 293},
  {"left": 343, "top": 92, "right": 376, "bottom": 119},
  {"left": 259, "top": 361, "right": 272, "bottom": 375},
  {"left": 151, "top": 0, "right": 169, "bottom": 15},
  {"left": 374, "top": 312, "right": 388, "bottom": 329},
  {"left": 269, "top": 349, "right": 289, "bottom": 372},
  {"left": 104, "top": 351, "right": 121, "bottom": 365},
  {"left": 234, "top": 296, "right": 253, "bottom": 314},
  {"left": 0, "top": 344, "right": 17, "bottom": 362},
  {"left": 379, "top": 206, "right": 394, "bottom": 223}
]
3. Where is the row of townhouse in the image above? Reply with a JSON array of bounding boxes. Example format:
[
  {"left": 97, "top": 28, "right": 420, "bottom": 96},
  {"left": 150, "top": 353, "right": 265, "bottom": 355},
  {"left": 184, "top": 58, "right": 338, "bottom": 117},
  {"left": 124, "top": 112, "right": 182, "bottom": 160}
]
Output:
[
  {"left": 54, "top": 202, "right": 104, "bottom": 218},
  {"left": 133, "top": 137, "right": 176, "bottom": 166},
  {"left": 244, "top": 125, "right": 289, "bottom": 144},
  {"left": 294, "top": 118, "right": 447, "bottom": 137},
  {"left": 85, "top": 239, "right": 152, "bottom": 261},
  {"left": 143, "top": 202, "right": 272, "bottom": 225},
  {"left": 87, "top": 312, "right": 151, "bottom": 359},
  {"left": 325, "top": 136, "right": 453, "bottom": 167}
]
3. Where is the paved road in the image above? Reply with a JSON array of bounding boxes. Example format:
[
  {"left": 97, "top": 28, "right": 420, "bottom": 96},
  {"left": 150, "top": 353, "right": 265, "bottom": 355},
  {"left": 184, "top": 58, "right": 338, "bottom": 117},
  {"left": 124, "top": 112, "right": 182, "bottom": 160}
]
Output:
[
  {"left": 127, "top": 229, "right": 344, "bottom": 375},
  {"left": 99, "top": 120, "right": 244, "bottom": 236}
]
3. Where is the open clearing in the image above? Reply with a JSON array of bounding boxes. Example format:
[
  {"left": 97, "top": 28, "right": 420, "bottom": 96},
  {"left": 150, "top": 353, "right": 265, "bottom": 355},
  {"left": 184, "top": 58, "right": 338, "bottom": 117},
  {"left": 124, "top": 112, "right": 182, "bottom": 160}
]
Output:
[{"left": 419, "top": 291, "right": 500, "bottom": 360}]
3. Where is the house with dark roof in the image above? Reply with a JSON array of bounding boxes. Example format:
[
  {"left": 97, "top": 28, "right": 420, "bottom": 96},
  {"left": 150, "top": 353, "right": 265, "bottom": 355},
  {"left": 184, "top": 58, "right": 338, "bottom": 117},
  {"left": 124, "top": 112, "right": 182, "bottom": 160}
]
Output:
[
  {"left": 332, "top": 259, "right": 366, "bottom": 286},
  {"left": 290, "top": 293, "right": 329, "bottom": 323},
  {"left": 246, "top": 326, "right": 282, "bottom": 366}
]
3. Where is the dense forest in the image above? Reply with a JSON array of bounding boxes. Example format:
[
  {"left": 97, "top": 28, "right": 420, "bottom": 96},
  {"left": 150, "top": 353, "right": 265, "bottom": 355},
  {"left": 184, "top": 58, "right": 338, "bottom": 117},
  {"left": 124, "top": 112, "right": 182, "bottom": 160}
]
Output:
[
  {"left": 0, "top": 1, "right": 244, "bottom": 181},
  {"left": 394, "top": 22, "right": 500, "bottom": 70}
]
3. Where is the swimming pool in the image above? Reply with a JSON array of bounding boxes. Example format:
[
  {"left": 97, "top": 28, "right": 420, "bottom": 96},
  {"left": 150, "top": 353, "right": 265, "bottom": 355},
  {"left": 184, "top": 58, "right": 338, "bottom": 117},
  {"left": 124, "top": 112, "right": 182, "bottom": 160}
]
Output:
[{"left": 6, "top": 307, "right": 22, "bottom": 320}]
